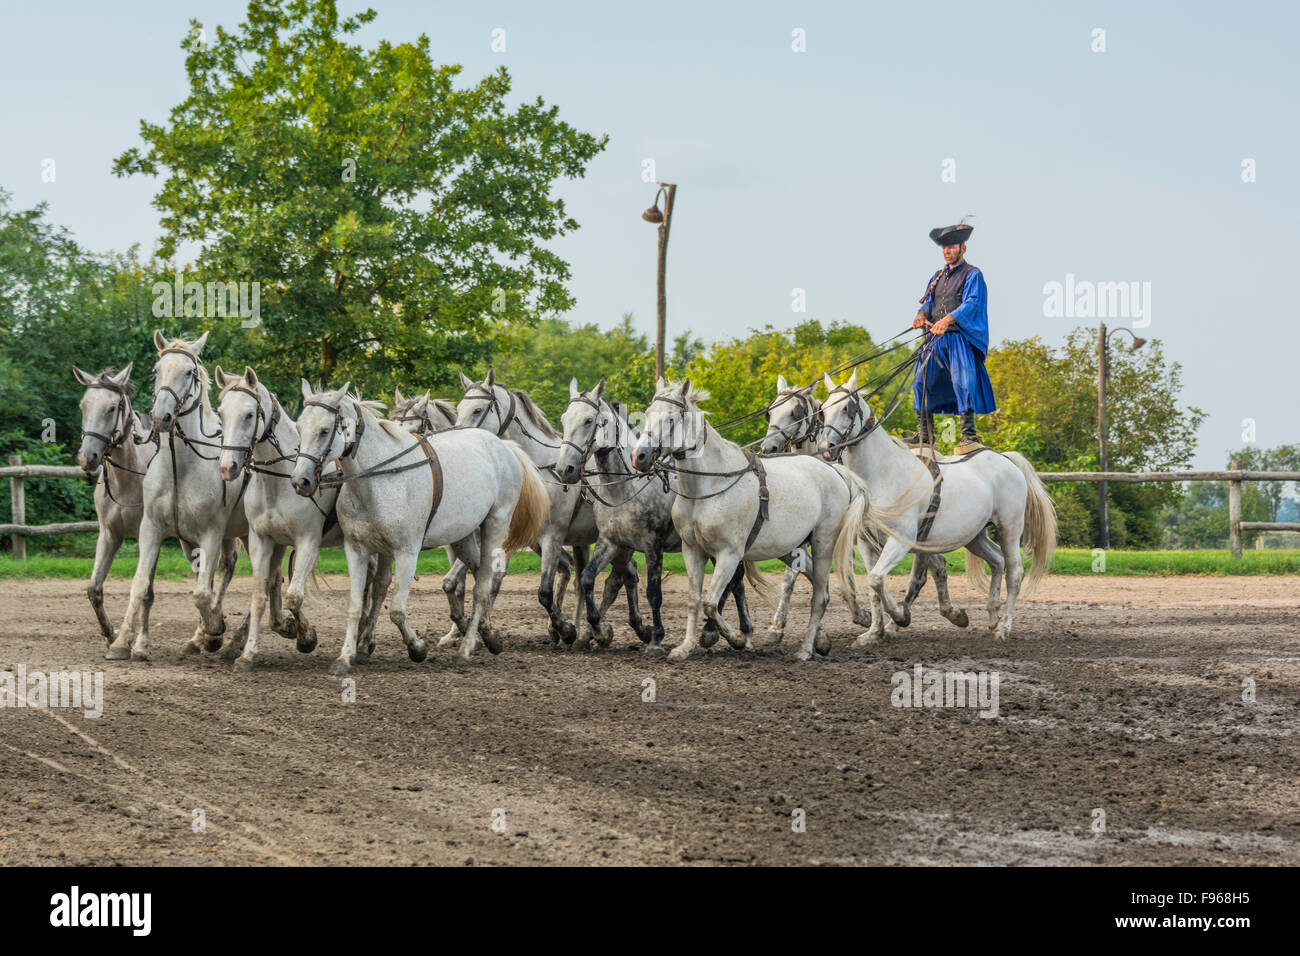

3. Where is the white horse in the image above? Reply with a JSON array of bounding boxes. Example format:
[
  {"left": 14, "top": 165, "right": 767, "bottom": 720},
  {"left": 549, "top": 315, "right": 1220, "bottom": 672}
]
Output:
[
  {"left": 818, "top": 371, "right": 1056, "bottom": 641},
  {"left": 214, "top": 366, "right": 388, "bottom": 670},
  {"left": 632, "top": 378, "right": 869, "bottom": 662},
  {"left": 290, "top": 382, "right": 549, "bottom": 671},
  {"left": 73, "top": 363, "right": 175, "bottom": 643},
  {"left": 456, "top": 369, "right": 598, "bottom": 645},
  {"left": 109, "top": 331, "right": 250, "bottom": 661}
]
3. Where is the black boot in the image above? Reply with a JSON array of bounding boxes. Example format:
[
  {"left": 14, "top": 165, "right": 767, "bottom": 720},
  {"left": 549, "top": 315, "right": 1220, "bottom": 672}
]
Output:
[
  {"left": 904, "top": 411, "right": 935, "bottom": 446},
  {"left": 957, "top": 410, "right": 983, "bottom": 453}
]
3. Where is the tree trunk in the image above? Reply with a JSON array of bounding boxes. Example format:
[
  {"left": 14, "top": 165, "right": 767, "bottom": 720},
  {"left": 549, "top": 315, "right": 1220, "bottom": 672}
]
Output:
[{"left": 320, "top": 338, "right": 338, "bottom": 388}]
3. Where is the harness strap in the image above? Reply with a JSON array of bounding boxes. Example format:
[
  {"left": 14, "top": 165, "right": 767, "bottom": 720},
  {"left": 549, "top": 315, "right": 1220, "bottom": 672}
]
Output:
[
  {"left": 415, "top": 435, "right": 444, "bottom": 540},
  {"left": 743, "top": 450, "right": 769, "bottom": 554},
  {"left": 916, "top": 457, "right": 943, "bottom": 543}
]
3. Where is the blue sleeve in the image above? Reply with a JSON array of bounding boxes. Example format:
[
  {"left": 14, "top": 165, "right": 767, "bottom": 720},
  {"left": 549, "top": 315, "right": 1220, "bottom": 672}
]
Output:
[{"left": 918, "top": 271, "right": 940, "bottom": 316}]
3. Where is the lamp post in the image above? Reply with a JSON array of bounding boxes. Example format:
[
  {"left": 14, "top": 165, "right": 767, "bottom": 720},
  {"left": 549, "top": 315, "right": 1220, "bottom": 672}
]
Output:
[
  {"left": 1097, "top": 322, "right": 1146, "bottom": 549},
  {"left": 642, "top": 183, "right": 676, "bottom": 380}
]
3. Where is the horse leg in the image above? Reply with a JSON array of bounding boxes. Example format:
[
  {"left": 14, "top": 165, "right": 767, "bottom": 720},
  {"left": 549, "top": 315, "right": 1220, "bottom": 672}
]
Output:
[
  {"left": 356, "top": 554, "right": 392, "bottom": 662},
  {"left": 721, "top": 563, "right": 752, "bottom": 650},
  {"left": 330, "top": 541, "right": 373, "bottom": 675},
  {"left": 995, "top": 522, "right": 1025, "bottom": 640},
  {"left": 88, "top": 526, "right": 124, "bottom": 642},
  {"left": 930, "top": 551, "right": 969, "bottom": 628},
  {"left": 850, "top": 538, "right": 876, "bottom": 630},
  {"left": 284, "top": 539, "right": 322, "bottom": 653},
  {"left": 760, "top": 549, "right": 805, "bottom": 648},
  {"left": 597, "top": 550, "right": 637, "bottom": 647},
  {"left": 668, "top": 545, "right": 709, "bottom": 662},
  {"left": 569, "top": 544, "right": 589, "bottom": 637},
  {"left": 266, "top": 545, "right": 295, "bottom": 641},
  {"left": 539, "top": 534, "right": 576, "bottom": 645},
  {"left": 644, "top": 548, "right": 666, "bottom": 655},
  {"left": 109, "top": 516, "right": 162, "bottom": 661},
  {"left": 867, "top": 536, "right": 914, "bottom": 629},
  {"left": 386, "top": 549, "right": 429, "bottom": 665},
  {"left": 965, "top": 531, "right": 1006, "bottom": 636},
  {"left": 796, "top": 535, "right": 836, "bottom": 661},
  {"left": 439, "top": 555, "right": 469, "bottom": 647},
  {"left": 460, "top": 509, "right": 512, "bottom": 661},
  {"left": 230, "top": 534, "right": 276, "bottom": 669},
  {"left": 576, "top": 539, "right": 618, "bottom": 650}
]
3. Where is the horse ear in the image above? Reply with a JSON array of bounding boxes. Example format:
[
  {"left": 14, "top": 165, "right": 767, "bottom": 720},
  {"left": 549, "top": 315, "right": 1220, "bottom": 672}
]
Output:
[
  {"left": 301, "top": 378, "right": 314, "bottom": 402},
  {"left": 777, "top": 374, "right": 788, "bottom": 391},
  {"left": 847, "top": 368, "right": 858, "bottom": 390},
  {"left": 113, "top": 362, "right": 133, "bottom": 385},
  {"left": 214, "top": 365, "right": 228, "bottom": 388},
  {"left": 569, "top": 377, "right": 579, "bottom": 399},
  {"left": 154, "top": 329, "right": 167, "bottom": 353},
  {"left": 823, "top": 372, "right": 836, "bottom": 392},
  {"left": 334, "top": 382, "right": 352, "bottom": 405},
  {"left": 486, "top": 367, "right": 496, "bottom": 388},
  {"left": 394, "top": 386, "right": 405, "bottom": 405},
  {"left": 593, "top": 376, "right": 606, "bottom": 401},
  {"left": 72, "top": 366, "right": 94, "bottom": 387},
  {"left": 458, "top": 370, "right": 473, "bottom": 390},
  {"left": 679, "top": 378, "right": 691, "bottom": 397},
  {"left": 191, "top": 330, "right": 210, "bottom": 355},
  {"left": 655, "top": 376, "right": 666, "bottom": 392},
  {"left": 244, "top": 366, "right": 258, "bottom": 388}
]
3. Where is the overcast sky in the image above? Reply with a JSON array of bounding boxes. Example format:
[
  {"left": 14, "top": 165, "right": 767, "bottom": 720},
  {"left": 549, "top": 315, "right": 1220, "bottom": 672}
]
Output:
[{"left": 3, "top": 0, "right": 1296, "bottom": 468}]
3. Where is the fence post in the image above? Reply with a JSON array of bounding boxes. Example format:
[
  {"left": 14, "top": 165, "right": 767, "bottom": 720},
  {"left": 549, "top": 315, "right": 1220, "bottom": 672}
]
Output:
[
  {"left": 1228, "top": 457, "right": 1242, "bottom": 558},
  {"left": 8, "top": 454, "right": 25, "bottom": 561}
]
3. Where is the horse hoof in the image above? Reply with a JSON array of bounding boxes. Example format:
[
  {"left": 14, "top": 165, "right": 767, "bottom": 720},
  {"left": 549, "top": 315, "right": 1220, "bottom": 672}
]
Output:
[
  {"left": 354, "top": 649, "right": 370, "bottom": 664},
  {"left": 795, "top": 647, "right": 814, "bottom": 662},
  {"left": 296, "top": 627, "right": 318, "bottom": 654},
  {"left": 644, "top": 643, "right": 667, "bottom": 658},
  {"left": 329, "top": 658, "right": 352, "bottom": 676},
  {"left": 667, "top": 646, "right": 693, "bottom": 662},
  {"left": 277, "top": 617, "right": 298, "bottom": 641},
  {"left": 814, "top": 630, "right": 831, "bottom": 656},
  {"left": 951, "top": 610, "right": 970, "bottom": 629},
  {"left": 129, "top": 649, "right": 150, "bottom": 662},
  {"left": 233, "top": 657, "right": 255, "bottom": 673},
  {"left": 202, "top": 635, "right": 224, "bottom": 653},
  {"left": 181, "top": 641, "right": 201, "bottom": 656},
  {"left": 558, "top": 622, "right": 578, "bottom": 646},
  {"left": 547, "top": 625, "right": 561, "bottom": 646},
  {"left": 104, "top": 646, "right": 131, "bottom": 661},
  {"left": 852, "top": 633, "right": 878, "bottom": 649},
  {"left": 723, "top": 629, "right": 747, "bottom": 651},
  {"left": 634, "top": 623, "right": 655, "bottom": 645},
  {"left": 408, "top": 639, "right": 429, "bottom": 663},
  {"left": 482, "top": 628, "right": 504, "bottom": 655},
  {"left": 220, "top": 645, "right": 240, "bottom": 662},
  {"left": 699, "top": 628, "right": 719, "bottom": 649},
  {"left": 206, "top": 618, "right": 227, "bottom": 639},
  {"left": 572, "top": 627, "right": 593, "bottom": 651},
  {"left": 597, "top": 622, "right": 615, "bottom": 648}
]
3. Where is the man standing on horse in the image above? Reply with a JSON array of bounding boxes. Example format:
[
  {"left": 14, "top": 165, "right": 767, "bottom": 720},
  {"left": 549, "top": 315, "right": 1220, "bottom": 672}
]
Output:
[{"left": 905, "top": 220, "right": 997, "bottom": 454}]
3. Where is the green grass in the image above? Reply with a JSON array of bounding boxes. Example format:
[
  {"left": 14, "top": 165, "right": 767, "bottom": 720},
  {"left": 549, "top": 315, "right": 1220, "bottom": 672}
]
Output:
[{"left": 1, "top": 542, "right": 1297, "bottom": 580}]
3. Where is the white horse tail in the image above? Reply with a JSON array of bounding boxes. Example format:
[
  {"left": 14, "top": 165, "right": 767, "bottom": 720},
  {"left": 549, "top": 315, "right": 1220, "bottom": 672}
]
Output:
[
  {"left": 830, "top": 465, "right": 870, "bottom": 619},
  {"left": 1003, "top": 451, "right": 1057, "bottom": 597},
  {"left": 503, "top": 442, "right": 551, "bottom": 552},
  {"left": 742, "top": 560, "right": 776, "bottom": 604}
]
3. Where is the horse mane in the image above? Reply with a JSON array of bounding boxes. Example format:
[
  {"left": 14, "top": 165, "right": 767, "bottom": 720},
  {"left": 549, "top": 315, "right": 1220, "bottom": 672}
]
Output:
[
  {"left": 661, "top": 378, "right": 712, "bottom": 407},
  {"left": 430, "top": 398, "right": 458, "bottom": 423},
  {"left": 93, "top": 367, "right": 138, "bottom": 398},
  {"left": 353, "top": 397, "right": 405, "bottom": 441},
  {"left": 510, "top": 388, "right": 561, "bottom": 439}
]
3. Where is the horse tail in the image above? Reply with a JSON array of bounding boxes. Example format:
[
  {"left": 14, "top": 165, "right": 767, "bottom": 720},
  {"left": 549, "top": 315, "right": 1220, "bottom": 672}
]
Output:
[
  {"left": 1003, "top": 451, "right": 1057, "bottom": 597},
  {"left": 742, "top": 560, "right": 776, "bottom": 604},
  {"left": 503, "top": 442, "right": 551, "bottom": 552},
  {"left": 831, "top": 465, "right": 870, "bottom": 619}
]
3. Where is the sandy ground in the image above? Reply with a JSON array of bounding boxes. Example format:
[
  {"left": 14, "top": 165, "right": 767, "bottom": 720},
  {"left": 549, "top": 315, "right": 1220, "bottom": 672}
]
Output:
[{"left": 1, "top": 571, "right": 1296, "bottom": 866}]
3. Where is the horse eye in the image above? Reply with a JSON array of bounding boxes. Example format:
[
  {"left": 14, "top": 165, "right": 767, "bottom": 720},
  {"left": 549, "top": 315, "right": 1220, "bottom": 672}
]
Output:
[
  {"left": 319, "top": 428, "right": 328, "bottom": 437},
  {"left": 584, "top": 418, "right": 592, "bottom": 426}
]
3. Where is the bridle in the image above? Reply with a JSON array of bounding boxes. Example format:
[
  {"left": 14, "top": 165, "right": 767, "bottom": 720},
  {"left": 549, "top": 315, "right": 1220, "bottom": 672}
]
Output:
[
  {"left": 80, "top": 377, "right": 153, "bottom": 505},
  {"left": 820, "top": 387, "right": 877, "bottom": 462},
  {"left": 763, "top": 388, "right": 821, "bottom": 451},
  {"left": 219, "top": 384, "right": 288, "bottom": 477},
  {"left": 392, "top": 400, "right": 435, "bottom": 437},
  {"left": 460, "top": 383, "right": 516, "bottom": 437},
  {"left": 560, "top": 393, "right": 621, "bottom": 466},
  {"left": 646, "top": 391, "right": 708, "bottom": 461},
  {"left": 297, "top": 398, "right": 366, "bottom": 488}
]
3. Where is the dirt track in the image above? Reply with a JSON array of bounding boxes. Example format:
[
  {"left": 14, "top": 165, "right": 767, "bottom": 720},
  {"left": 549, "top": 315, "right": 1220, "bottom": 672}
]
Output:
[{"left": 1, "top": 572, "right": 1297, "bottom": 865}]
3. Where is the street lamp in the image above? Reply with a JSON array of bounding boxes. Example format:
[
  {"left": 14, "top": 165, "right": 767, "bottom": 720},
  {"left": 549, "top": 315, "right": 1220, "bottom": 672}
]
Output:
[
  {"left": 1098, "top": 322, "right": 1146, "bottom": 548},
  {"left": 643, "top": 182, "right": 676, "bottom": 380}
]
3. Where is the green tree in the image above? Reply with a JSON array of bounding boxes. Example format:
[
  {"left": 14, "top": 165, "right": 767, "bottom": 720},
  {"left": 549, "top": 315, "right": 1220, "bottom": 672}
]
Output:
[{"left": 112, "top": 0, "right": 607, "bottom": 393}]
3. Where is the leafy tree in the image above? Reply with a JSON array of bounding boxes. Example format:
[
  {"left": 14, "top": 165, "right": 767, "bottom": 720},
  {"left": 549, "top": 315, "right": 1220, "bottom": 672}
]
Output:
[{"left": 112, "top": 0, "right": 607, "bottom": 393}]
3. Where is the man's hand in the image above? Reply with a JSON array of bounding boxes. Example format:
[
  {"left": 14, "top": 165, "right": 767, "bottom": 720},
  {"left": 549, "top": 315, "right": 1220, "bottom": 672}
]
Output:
[
  {"left": 912, "top": 313, "right": 929, "bottom": 330},
  {"left": 930, "top": 315, "right": 955, "bottom": 335}
]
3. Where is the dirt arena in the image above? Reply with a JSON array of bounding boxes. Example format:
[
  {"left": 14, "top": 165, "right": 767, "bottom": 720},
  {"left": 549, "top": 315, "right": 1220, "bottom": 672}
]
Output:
[{"left": 1, "top": 572, "right": 1296, "bottom": 866}]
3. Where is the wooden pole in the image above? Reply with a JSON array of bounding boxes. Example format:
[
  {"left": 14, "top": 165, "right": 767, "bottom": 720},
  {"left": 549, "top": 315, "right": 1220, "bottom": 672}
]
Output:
[
  {"left": 654, "top": 183, "right": 676, "bottom": 381},
  {"left": 1097, "top": 322, "right": 1109, "bottom": 549},
  {"left": 1228, "top": 456, "right": 1242, "bottom": 558},
  {"left": 8, "top": 454, "right": 25, "bottom": 561}
]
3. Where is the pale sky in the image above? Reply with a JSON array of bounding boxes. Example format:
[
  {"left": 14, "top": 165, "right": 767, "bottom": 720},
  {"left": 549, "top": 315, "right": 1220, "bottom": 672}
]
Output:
[{"left": 3, "top": 0, "right": 1296, "bottom": 468}]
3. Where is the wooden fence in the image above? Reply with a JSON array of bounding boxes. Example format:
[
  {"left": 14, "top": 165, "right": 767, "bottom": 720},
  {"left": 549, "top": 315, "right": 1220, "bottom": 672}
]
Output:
[{"left": 3, "top": 454, "right": 1298, "bottom": 560}]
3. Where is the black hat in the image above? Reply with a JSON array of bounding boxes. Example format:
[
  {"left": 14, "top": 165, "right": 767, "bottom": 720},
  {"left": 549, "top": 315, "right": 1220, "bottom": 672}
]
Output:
[{"left": 929, "top": 222, "right": 973, "bottom": 246}]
